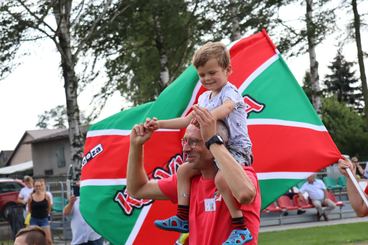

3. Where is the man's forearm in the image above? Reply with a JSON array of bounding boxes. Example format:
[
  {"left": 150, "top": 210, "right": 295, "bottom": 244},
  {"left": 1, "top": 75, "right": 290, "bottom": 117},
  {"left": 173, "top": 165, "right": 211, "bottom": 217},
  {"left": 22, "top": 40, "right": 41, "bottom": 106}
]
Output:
[
  {"left": 346, "top": 179, "right": 368, "bottom": 216},
  {"left": 127, "top": 143, "right": 149, "bottom": 198},
  {"left": 209, "top": 144, "right": 256, "bottom": 204}
]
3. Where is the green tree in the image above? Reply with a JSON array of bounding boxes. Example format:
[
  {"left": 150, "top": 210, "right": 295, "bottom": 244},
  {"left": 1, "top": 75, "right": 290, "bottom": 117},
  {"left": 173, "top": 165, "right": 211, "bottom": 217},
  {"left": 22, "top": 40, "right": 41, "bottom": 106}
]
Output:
[
  {"left": 36, "top": 105, "right": 89, "bottom": 129},
  {"left": 343, "top": 0, "right": 368, "bottom": 124},
  {"left": 77, "top": 0, "right": 211, "bottom": 105},
  {"left": 321, "top": 97, "right": 368, "bottom": 159},
  {"left": 0, "top": 0, "right": 120, "bottom": 173},
  {"left": 323, "top": 50, "right": 363, "bottom": 112}
]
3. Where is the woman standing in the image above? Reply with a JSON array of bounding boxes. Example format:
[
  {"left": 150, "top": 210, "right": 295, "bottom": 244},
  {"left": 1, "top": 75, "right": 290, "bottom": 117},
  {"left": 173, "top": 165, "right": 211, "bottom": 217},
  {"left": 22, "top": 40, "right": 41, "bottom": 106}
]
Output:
[{"left": 28, "top": 179, "right": 53, "bottom": 245}]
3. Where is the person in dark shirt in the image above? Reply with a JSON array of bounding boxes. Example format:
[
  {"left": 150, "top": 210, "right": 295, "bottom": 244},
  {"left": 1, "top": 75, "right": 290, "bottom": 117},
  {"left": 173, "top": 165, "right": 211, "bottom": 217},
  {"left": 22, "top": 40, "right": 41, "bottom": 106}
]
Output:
[{"left": 28, "top": 179, "right": 53, "bottom": 245}]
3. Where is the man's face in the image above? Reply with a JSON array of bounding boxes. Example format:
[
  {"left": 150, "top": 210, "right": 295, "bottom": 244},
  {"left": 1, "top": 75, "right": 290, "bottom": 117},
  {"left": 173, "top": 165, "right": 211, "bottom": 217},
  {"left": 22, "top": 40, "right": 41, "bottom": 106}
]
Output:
[
  {"left": 307, "top": 175, "right": 315, "bottom": 183},
  {"left": 182, "top": 125, "right": 213, "bottom": 169}
]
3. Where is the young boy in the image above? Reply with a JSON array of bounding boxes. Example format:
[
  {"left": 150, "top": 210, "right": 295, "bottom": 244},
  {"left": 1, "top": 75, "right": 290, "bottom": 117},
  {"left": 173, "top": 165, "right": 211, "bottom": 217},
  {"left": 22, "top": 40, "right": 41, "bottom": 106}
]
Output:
[{"left": 145, "top": 42, "right": 253, "bottom": 244}]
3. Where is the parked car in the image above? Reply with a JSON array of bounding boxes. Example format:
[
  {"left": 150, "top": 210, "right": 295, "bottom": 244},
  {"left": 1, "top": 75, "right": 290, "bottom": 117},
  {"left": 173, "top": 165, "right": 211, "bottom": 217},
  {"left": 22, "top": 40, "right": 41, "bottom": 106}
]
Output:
[{"left": 0, "top": 178, "right": 24, "bottom": 219}]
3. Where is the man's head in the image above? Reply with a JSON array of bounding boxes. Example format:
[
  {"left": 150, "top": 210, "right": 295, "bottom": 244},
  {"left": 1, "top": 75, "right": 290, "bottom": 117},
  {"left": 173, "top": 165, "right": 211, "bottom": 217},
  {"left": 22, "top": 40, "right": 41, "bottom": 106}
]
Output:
[
  {"left": 307, "top": 174, "right": 316, "bottom": 183},
  {"left": 182, "top": 121, "right": 229, "bottom": 170},
  {"left": 14, "top": 226, "right": 47, "bottom": 245},
  {"left": 23, "top": 176, "right": 33, "bottom": 188}
]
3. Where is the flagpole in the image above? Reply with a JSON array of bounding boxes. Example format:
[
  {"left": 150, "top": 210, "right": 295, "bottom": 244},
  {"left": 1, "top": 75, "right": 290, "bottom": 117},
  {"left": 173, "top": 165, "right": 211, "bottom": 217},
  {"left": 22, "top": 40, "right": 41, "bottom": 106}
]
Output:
[{"left": 346, "top": 168, "right": 368, "bottom": 208}]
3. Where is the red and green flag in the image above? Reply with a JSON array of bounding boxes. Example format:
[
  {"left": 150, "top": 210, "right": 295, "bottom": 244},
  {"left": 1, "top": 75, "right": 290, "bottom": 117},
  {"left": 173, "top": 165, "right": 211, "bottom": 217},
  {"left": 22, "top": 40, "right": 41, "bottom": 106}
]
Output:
[{"left": 80, "top": 30, "right": 341, "bottom": 244}]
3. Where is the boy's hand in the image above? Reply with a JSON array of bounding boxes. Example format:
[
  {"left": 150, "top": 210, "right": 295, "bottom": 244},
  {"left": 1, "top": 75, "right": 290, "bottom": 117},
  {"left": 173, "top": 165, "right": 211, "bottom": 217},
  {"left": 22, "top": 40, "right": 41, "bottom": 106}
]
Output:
[{"left": 144, "top": 117, "right": 159, "bottom": 131}]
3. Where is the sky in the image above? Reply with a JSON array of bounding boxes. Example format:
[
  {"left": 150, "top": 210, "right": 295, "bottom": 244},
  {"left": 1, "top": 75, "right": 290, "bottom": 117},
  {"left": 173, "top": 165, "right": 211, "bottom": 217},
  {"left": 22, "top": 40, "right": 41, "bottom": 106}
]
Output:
[{"left": 0, "top": 2, "right": 367, "bottom": 151}]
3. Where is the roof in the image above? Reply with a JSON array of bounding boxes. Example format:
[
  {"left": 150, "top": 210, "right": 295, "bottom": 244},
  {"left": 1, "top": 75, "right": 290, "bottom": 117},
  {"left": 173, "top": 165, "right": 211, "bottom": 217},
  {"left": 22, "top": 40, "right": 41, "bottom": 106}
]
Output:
[
  {"left": 0, "top": 161, "right": 33, "bottom": 175},
  {"left": 28, "top": 125, "right": 89, "bottom": 144},
  {"left": 25, "top": 128, "right": 68, "bottom": 143}
]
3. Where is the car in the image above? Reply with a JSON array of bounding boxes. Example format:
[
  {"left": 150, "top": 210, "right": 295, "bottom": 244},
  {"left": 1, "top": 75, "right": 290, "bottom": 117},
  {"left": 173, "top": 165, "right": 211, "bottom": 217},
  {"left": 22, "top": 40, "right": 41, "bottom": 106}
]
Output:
[{"left": 0, "top": 178, "right": 25, "bottom": 219}]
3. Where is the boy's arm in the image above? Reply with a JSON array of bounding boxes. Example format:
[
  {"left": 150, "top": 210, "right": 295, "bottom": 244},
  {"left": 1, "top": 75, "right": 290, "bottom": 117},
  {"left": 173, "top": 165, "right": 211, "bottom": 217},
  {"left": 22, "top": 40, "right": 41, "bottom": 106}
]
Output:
[
  {"left": 157, "top": 113, "right": 193, "bottom": 129},
  {"left": 209, "top": 100, "right": 235, "bottom": 120}
]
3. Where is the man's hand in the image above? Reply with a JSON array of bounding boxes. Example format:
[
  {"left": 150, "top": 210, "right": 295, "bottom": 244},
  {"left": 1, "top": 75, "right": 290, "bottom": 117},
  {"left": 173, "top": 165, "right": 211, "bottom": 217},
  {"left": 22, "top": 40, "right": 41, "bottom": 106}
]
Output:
[
  {"left": 338, "top": 158, "right": 355, "bottom": 177},
  {"left": 192, "top": 105, "right": 216, "bottom": 141},
  {"left": 69, "top": 195, "right": 77, "bottom": 205},
  {"left": 144, "top": 117, "right": 159, "bottom": 131},
  {"left": 130, "top": 123, "right": 153, "bottom": 146}
]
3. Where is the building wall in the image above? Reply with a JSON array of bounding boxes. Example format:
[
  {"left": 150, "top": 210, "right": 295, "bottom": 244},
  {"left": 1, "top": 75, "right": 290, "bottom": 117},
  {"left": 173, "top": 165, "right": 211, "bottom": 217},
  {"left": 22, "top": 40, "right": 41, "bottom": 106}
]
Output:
[
  {"left": 32, "top": 139, "right": 71, "bottom": 177},
  {"left": 8, "top": 134, "right": 33, "bottom": 165}
]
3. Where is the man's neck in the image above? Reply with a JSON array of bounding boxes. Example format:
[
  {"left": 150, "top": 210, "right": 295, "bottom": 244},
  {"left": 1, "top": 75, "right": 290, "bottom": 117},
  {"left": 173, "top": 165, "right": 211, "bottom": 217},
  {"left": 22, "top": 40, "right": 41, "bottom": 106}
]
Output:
[{"left": 200, "top": 161, "right": 218, "bottom": 179}]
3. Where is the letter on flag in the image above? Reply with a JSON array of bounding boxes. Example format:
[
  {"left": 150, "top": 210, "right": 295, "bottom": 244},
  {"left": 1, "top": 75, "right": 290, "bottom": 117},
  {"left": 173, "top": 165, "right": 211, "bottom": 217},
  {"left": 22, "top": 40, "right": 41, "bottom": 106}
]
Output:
[{"left": 80, "top": 30, "right": 341, "bottom": 244}]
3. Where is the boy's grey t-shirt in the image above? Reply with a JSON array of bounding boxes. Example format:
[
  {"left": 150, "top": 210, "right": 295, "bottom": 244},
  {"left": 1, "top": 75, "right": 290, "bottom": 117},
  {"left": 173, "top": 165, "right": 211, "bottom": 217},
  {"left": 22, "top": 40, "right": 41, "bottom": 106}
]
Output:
[{"left": 198, "top": 82, "right": 252, "bottom": 150}]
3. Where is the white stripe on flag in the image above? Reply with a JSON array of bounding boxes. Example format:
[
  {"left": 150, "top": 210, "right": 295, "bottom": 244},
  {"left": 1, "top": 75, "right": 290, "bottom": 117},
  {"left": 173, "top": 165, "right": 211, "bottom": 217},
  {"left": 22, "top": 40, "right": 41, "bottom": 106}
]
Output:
[
  {"left": 248, "top": 119, "right": 327, "bottom": 132},
  {"left": 81, "top": 172, "right": 315, "bottom": 187},
  {"left": 80, "top": 179, "right": 126, "bottom": 187},
  {"left": 238, "top": 54, "right": 279, "bottom": 93},
  {"left": 257, "top": 172, "right": 314, "bottom": 180},
  {"left": 86, "top": 129, "right": 180, "bottom": 138},
  {"left": 126, "top": 205, "right": 152, "bottom": 244}
]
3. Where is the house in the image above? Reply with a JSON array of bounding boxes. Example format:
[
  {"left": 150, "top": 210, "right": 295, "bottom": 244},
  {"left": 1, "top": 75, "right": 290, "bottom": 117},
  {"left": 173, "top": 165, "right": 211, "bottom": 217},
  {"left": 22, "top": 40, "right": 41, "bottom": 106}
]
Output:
[{"left": 28, "top": 128, "right": 71, "bottom": 177}]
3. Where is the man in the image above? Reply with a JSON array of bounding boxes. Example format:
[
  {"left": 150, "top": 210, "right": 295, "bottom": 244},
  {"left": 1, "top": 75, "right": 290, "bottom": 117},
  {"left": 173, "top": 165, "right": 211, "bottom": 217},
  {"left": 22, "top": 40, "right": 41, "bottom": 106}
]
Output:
[
  {"left": 63, "top": 181, "right": 103, "bottom": 245},
  {"left": 14, "top": 226, "right": 47, "bottom": 245},
  {"left": 338, "top": 158, "right": 368, "bottom": 217},
  {"left": 127, "top": 106, "right": 261, "bottom": 245},
  {"left": 298, "top": 174, "right": 336, "bottom": 221}
]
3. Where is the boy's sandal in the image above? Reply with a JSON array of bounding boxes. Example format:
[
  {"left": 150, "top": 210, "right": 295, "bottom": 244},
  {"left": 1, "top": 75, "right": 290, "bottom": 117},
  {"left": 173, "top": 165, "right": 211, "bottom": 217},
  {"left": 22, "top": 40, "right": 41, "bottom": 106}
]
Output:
[
  {"left": 223, "top": 229, "right": 253, "bottom": 245},
  {"left": 154, "top": 216, "right": 189, "bottom": 233}
]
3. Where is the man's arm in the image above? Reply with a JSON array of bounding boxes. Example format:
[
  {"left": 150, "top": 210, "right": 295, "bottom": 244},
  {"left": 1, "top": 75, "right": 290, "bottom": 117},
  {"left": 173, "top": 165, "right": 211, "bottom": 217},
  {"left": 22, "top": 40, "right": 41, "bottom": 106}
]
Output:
[
  {"left": 126, "top": 124, "right": 169, "bottom": 200},
  {"left": 338, "top": 159, "right": 368, "bottom": 216},
  {"left": 63, "top": 196, "right": 76, "bottom": 216},
  {"left": 193, "top": 105, "right": 256, "bottom": 204}
]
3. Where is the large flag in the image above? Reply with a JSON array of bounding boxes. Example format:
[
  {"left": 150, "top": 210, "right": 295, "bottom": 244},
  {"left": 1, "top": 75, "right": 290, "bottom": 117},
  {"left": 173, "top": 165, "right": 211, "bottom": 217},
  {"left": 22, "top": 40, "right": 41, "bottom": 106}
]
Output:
[{"left": 80, "top": 30, "right": 341, "bottom": 244}]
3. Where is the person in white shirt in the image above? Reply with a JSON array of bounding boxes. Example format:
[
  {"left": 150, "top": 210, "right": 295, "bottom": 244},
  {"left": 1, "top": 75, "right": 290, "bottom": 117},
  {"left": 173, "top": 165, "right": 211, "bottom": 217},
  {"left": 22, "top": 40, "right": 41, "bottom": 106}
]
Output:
[
  {"left": 298, "top": 174, "right": 336, "bottom": 221},
  {"left": 63, "top": 181, "right": 102, "bottom": 245},
  {"left": 17, "top": 176, "right": 34, "bottom": 217}
]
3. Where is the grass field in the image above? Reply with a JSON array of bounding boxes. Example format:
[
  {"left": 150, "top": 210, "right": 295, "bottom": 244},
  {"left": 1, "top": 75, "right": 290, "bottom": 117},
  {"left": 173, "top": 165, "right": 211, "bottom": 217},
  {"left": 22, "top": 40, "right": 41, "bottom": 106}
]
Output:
[{"left": 259, "top": 222, "right": 368, "bottom": 245}]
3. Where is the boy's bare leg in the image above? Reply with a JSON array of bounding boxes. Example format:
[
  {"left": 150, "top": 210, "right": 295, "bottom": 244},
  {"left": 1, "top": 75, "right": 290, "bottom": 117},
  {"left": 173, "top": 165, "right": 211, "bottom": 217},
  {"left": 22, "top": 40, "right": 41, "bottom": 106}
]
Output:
[
  {"left": 177, "top": 162, "right": 200, "bottom": 205},
  {"left": 215, "top": 170, "right": 243, "bottom": 218},
  {"left": 154, "top": 162, "right": 199, "bottom": 232}
]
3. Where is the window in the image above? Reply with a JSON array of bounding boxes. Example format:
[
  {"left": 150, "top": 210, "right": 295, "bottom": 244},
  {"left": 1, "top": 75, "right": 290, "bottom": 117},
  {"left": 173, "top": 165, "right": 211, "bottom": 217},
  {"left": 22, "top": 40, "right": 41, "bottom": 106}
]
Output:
[
  {"left": 45, "top": 169, "right": 54, "bottom": 176},
  {"left": 0, "top": 182, "right": 23, "bottom": 193},
  {"left": 56, "top": 146, "right": 66, "bottom": 168}
]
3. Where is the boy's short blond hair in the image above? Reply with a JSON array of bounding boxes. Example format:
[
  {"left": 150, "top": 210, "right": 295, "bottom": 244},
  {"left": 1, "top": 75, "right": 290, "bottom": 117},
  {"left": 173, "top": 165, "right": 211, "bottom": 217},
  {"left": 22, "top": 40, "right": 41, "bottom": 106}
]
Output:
[{"left": 192, "top": 42, "right": 230, "bottom": 69}]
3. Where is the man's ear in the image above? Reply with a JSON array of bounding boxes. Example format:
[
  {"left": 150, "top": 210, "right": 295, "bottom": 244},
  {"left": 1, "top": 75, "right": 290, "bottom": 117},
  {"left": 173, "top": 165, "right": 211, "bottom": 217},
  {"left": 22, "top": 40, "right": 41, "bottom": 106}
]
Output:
[{"left": 226, "top": 65, "right": 232, "bottom": 75}]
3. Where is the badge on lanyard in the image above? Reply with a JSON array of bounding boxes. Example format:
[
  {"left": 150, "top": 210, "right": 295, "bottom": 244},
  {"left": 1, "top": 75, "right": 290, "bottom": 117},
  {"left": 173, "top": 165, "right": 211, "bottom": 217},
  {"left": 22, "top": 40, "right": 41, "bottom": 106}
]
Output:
[{"left": 204, "top": 198, "right": 216, "bottom": 212}]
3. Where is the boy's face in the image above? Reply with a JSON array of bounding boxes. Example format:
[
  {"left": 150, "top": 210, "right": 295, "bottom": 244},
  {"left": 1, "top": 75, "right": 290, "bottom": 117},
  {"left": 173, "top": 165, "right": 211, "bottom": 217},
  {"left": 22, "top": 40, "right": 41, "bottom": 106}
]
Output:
[{"left": 197, "top": 58, "right": 230, "bottom": 93}]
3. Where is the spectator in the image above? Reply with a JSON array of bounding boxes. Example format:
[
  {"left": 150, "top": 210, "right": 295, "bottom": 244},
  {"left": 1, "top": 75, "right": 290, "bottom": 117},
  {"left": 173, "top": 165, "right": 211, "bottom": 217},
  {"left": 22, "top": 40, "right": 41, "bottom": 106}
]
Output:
[
  {"left": 338, "top": 158, "right": 368, "bottom": 217},
  {"left": 63, "top": 181, "right": 103, "bottom": 245},
  {"left": 28, "top": 179, "right": 53, "bottom": 245},
  {"left": 14, "top": 226, "right": 47, "bottom": 245},
  {"left": 298, "top": 175, "right": 336, "bottom": 221},
  {"left": 127, "top": 106, "right": 261, "bottom": 245},
  {"left": 17, "top": 176, "right": 34, "bottom": 217},
  {"left": 284, "top": 187, "right": 306, "bottom": 215},
  {"left": 17, "top": 176, "right": 53, "bottom": 220},
  {"left": 351, "top": 157, "right": 365, "bottom": 179}
]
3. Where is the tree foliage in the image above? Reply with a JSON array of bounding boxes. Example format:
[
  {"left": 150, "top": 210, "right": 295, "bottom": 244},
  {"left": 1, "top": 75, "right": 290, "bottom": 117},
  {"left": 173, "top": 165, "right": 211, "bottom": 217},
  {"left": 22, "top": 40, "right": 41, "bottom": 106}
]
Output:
[
  {"left": 322, "top": 97, "right": 368, "bottom": 159},
  {"left": 323, "top": 50, "right": 363, "bottom": 112}
]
